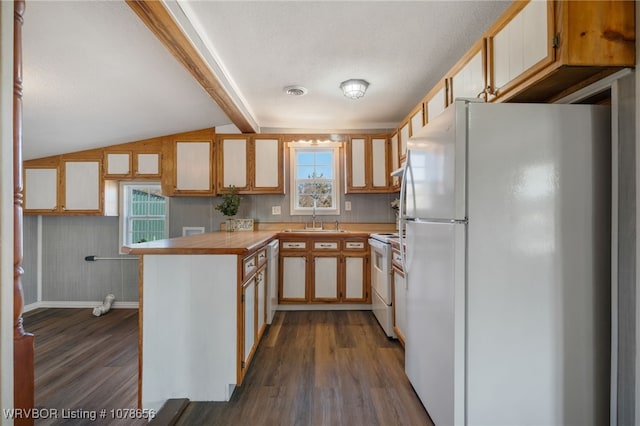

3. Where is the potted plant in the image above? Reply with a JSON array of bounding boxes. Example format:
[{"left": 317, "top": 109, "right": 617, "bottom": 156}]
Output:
[{"left": 215, "top": 186, "right": 241, "bottom": 231}]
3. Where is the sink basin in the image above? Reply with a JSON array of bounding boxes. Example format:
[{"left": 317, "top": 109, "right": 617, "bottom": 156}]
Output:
[{"left": 281, "top": 228, "right": 348, "bottom": 233}]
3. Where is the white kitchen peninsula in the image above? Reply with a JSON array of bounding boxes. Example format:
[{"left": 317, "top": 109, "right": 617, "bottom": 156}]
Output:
[{"left": 124, "top": 231, "right": 276, "bottom": 413}]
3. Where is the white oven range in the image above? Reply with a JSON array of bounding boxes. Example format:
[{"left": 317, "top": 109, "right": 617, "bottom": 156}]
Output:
[{"left": 368, "top": 233, "right": 397, "bottom": 338}]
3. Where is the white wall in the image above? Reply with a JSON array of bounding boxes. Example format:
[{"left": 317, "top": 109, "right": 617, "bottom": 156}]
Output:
[{"left": 0, "top": 1, "right": 14, "bottom": 422}]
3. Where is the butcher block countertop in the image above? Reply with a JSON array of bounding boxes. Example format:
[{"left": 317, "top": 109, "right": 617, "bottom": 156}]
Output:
[
  {"left": 124, "top": 231, "right": 278, "bottom": 255},
  {"left": 123, "top": 222, "right": 396, "bottom": 256}
]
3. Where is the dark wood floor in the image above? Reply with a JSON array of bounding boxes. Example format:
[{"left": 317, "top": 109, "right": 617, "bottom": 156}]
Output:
[
  {"left": 24, "top": 308, "right": 145, "bottom": 426},
  {"left": 24, "top": 309, "right": 432, "bottom": 426},
  {"left": 177, "top": 310, "right": 433, "bottom": 426}
]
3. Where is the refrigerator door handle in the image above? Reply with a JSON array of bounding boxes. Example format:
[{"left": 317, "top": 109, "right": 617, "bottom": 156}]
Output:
[{"left": 399, "top": 154, "right": 410, "bottom": 273}]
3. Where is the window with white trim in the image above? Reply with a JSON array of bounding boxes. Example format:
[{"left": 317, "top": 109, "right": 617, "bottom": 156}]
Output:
[
  {"left": 289, "top": 142, "right": 341, "bottom": 215},
  {"left": 119, "top": 183, "right": 168, "bottom": 249}
]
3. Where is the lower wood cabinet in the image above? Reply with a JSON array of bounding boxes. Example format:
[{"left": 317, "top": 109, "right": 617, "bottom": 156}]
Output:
[
  {"left": 240, "top": 254, "right": 268, "bottom": 380},
  {"left": 279, "top": 236, "right": 370, "bottom": 304}
]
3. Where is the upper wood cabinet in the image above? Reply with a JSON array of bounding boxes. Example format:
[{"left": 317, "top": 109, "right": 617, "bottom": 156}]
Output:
[
  {"left": 24, "top": 164, "right": 59, "bottom": 213},
  {"left": 160, "top": 129, "right": 216, "bottom": 196},
  {"left": 217, "top": 135, "right": 284, "bottom": 194},
  {"left": 345, "top": 135, "right": 390, "bottom": 193},
  {"left": 61, "top": 159, "right": 102, "bottom": 214},
  {"left": 487, "top": 0, "right": 554, "bottom": 102},
  {"left": 390, "top": 132, "right": 400, "bottom": 191},
  {"left": 25, "top": 157, "right": 103, "bottom": 215},
  {"left": 398, "top": 121, "right": 410, "bottom": 163},
  {"left": 104, "top": 151, "right": 132, "bottom": 178},
  {"left": 486, "top": 0, "right": 635, "bottom": 103},
  {"left": 425, "top": 79, "right": 448, "bottom": 123},
  {"left": 133, "top": 152, "right": 161, "bottom": 178},
  {"left": 448, "top": 38, "right": 487, "bottom": 103}
]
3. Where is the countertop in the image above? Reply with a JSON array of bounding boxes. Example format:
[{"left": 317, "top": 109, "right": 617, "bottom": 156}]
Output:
[
  {"left": 124, "top": 231, "right": 278, "bottom": 255},
  {"left": 123, "top": 228, "right": 384, "bottom": 256}
]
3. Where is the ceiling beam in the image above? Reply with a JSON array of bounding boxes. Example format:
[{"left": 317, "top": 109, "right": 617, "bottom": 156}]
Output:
[{"left": 126, "top": 0, "right": 257, "bottom": 133}]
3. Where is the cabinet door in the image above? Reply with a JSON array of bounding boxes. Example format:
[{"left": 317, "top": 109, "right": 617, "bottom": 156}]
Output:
[
  {"left": 24, "top": 167, "right": 58, "bottom": 212},
  {"left": 393, "top": 268, "right": 407, "bottom": 345},
  {"left": 371, "top": 138, "right": 388, "bottom": 189},
  {"left": 450, "top": 40, "right": 486, "bottom": 101},
  {"left": 312, "top": 255, "right": 339, "bottom": 302},
  {"left": 221, "top": 138, "right": 249, "bottom": 190},
  {"left": 256, "top": 267, "right": 266, "bottom": 339},
  {"left": 104, "top": 152, "right": 131, "bottom": 178},
  {"left": 390, "top": 133, "right": 400, "bottom": 189},
  {"left": 347, "top": 138, "right": 367, "bottom": 191},
  {"left": 488, "top": 0, "right": 552, "bottom": 100},
  {"left": 280, "top": 255, "right": 307, "bottom": 302},
  {"left": 409, "top": 108, "right": 424, "bottom": 137},
  {"left": 399, "top": 122, "right": 410, "bottom": 162},
  {"left": 134, "top": 153, "right": 161, "bottom": 177},
  {"left": 426, "top": 85, "right": 447, "bottom": 122},
  {"left": 242, "top": 276, "right": 256, "bottom": 367},
  {"left": 62, "top": 160, "right": 102, "bottom": 213},
  {"left": 175, "top": 141, "right": 213, "bottom": 193},
  {"left": 253, "top": 138, "right": 282, "bottom": 193},
  {"left": 343, "top": 254, "right": 369, "bottom": 303}
]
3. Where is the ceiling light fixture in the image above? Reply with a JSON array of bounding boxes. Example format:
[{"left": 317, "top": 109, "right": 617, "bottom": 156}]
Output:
[
  {"left": 284, "top": 85, "right": 308, "bottom": 96},
  {"left": 340, "top": 79, "right": 369, "bottom": 99}
]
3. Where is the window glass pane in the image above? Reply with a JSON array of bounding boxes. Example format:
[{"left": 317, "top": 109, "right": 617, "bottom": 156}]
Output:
[
  {"left": 297, "top": 152, "right": 315, "bottom": 165},
  {"left": 297, "top": 166, "right": 315, "bottom": 179},
  {"left": 315, "top": 152, "right": 332, "bottom": 165},
  {"left": 122, "top": 184, "right": 167, "bottom": 245}
]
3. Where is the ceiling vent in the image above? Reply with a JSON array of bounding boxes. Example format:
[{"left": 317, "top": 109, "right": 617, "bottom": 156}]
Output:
[{"left": 284, "top": 86, "right": 308, "bottom": 96}]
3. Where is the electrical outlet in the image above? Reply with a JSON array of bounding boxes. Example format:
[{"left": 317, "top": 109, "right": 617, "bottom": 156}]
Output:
[
  {"left": 345, "top": 201, "right": 352, "bottom": 211},
  {"left": 272, "top": 206, "right": 281, "bottom": 215}
]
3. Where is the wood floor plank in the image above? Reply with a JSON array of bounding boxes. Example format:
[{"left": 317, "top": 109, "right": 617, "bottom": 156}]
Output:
[
  {"left": 177, "top": 310, "right": 433, "bottom": 426},
  {"left": 25, "top": 309, "right": 432, "bottom": 425},
  {"left": 23, "top": 308, "right": 145, "bottom": 426}
]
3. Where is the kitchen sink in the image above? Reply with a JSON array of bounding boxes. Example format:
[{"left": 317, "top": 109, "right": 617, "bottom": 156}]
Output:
[{"left": 280, "top": 228, "right": 348, "bottom": 233}]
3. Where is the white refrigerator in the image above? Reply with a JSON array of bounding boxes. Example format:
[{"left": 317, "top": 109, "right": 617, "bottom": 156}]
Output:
[{"left": 399, "top": 99, "right": 611, "bottom": 426}]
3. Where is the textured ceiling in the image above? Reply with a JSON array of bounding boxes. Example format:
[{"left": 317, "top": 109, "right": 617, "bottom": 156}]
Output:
[{"left": 22, "top": 0, "right": 512, "bottom": 160}]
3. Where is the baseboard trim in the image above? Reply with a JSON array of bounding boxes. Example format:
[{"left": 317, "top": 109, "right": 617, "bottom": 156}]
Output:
[{"left": 24, "top": 301, "right": 139, "bottom": 313}]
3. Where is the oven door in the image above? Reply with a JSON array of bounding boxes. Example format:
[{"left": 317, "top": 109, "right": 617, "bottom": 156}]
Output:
[{"left": 369, "top": 238, "right": 391, "bottom": 305}]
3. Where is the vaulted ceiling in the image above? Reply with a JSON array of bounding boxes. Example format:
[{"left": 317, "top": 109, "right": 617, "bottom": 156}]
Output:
[{"left": 22, "top": 1, "right": 511, "bottom": 160}]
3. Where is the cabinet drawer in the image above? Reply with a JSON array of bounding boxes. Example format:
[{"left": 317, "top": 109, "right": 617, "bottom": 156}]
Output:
[
  {"left": 392, "top": 249, "right": 404, "bottom": 272},
  {"left": 243, "top": 254, "right": 257, "bottom": 280},
  {"left": 282, "top": 241, "right": 306, "bottom": 250},
  {"left": 256, "top": 248, "right": 267, "bottom": 266},
  {"left": 344, "top": 241, "right": 366, "bottom": 251},
  {"left": 313, "top": 241, "right": 339, "bottom": 250}
]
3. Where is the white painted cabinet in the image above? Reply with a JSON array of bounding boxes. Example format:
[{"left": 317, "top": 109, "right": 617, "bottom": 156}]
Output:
[
  {"left": 489, "top": 0, "right": 551, "bottom": 99},
  {"left": 24, "top": 167, "right": 58, "bottom": 212},
  {"left": 135, "top": 152, "right": 161, "bottom": 177},
  {"left": 218, "top": 136, "right": 283, "bottom": 194},
  {"left": 451, "top": 49, "right": 485, "bottom": 101},
  {"left": 242, "top": 275, "right": 255, "bottom": 366},
  {"left": 346, "top": 136, "right": 389, "bottom": 193},
  {"left": 104, "top": 152, "right": 131, "bottom": 177},
  {"left": 312, "top": 255, "right": 339, "bottom": 301},
  {"left": 344, "top": 254, "right": 367, "bottom": 302},
  {"left": 221, "top": 138, "right": 248, "bottom": 190},
  {"left": 393, "top": 268, "right": 407, "bottom": 345},
  {"left": 427, "top": 86, "right": 447, "bottom": 122},
  {"left": 390, "top": 132, "right": 400, "bottom": 189},
  {"left": 410, "top": 108, "right": 424, "bottom": 138},
  {"left": 253, "top": 138, "right": 281, "bottom": 191},
  {"left": 348, "top": 138, "right": 367, "bottom": 190},
  {"left": 256, "top": 267, "right": 266, "bottom": 338},
  {"left": 174, "top": 141, "right": 213, "bottom": 194},
  {"left": 62, "top": 160, "right": 101, "bottom": 212},
  {"left": 371, "top": 138, "right": 388, "bottom": 189},
  {"left": 280, "top": 255, "right": 307, "bottom": 301},
  {"left": 399, "top": 122, "right": 410, "bottom": 161}
]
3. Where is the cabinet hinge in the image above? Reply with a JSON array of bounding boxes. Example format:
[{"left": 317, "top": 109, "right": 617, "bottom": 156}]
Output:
[
  {"left": 241, "top": 294, "right": 245, "bottom": 302},
  {"left": 552, "top": 33, "right": 560, "bottom": 49},
  {"left": 241, "top": 360, "right": 245, "bottom": 369}
]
